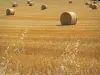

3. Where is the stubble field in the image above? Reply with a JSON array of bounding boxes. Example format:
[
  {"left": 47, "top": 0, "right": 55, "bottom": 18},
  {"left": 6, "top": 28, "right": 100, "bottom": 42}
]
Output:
[{"left": 0, "top": 0, "right": 100, "bottom": 75}]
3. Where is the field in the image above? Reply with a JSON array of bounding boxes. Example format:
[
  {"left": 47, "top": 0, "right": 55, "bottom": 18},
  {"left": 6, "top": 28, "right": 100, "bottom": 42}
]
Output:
[{"left": 0, "top": 0, "right": 100, "bottom": 75}]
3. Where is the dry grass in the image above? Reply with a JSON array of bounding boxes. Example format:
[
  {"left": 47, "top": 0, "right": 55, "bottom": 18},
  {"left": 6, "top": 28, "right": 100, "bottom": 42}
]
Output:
[
  {"left": 0, "top": 26, "right": 100, "bottom": 75},
  {"left": 0, "top": 0, "right": 100, "bottom": 75}
]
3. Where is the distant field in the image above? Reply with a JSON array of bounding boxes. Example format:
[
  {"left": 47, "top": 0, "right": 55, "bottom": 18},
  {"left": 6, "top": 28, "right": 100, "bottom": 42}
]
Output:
[
  {"left": 0, "top": 0, "right": 100, "bottom": 75},
  {"left": 0, "top": 0, "right": 10, "bottom": 4}
]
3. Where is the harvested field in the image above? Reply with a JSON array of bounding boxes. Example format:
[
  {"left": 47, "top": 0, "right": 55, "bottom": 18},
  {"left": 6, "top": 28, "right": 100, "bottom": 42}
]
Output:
[{"left": 0, "top": 0, "right": 100, "bottom": 75}]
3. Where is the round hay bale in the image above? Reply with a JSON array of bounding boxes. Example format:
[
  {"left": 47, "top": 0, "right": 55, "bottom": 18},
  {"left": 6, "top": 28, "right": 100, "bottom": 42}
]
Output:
[
  {"left": 85, "top": 1, "right": 90, "bottom": 5},
  {"left": 29, "top": 2, "right": 33, "bottom": 6},
  {"left": 93, "top": 1, "right": 97, "bottom": 4},
  {"left": 69, "top": 0, "right": 72, "bottom": 3},
  {"left": 92, "top": 4, "right": 98, "bottom": 9},
  {"left": 27, "top": 0, "right": 31, "bottom": 4},
  {"left": 12, "top": 2, "right": 18, "bottom": 7},
  {"left": 41, "top": 5, "right": 47, "bottom": 10},
  {"left": 6, "top": 8, "right": 15, "bottom": 15},
  {"left": 89, "top": 3, "right": 93, "bottom": 8},
  {"left": 60, "top": 12, "right": 77, "bottom": 25}
]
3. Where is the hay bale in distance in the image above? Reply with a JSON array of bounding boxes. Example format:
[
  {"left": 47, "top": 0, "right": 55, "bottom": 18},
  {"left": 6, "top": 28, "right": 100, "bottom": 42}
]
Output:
[
  {"left": 69, "top": 0, "right": 72, "bottom": 3},
  {"left": 60, "top": 12, "right": 77, "bottom": 25},
  {"left": 6, "top": 8, "right": 15, "bottom": 15},
  {"left": 93, "top": 1, "right": 97, "bottom": 4},
  {"left": 27, "top": 0, "right": 31, "bottom": 4},
  {"left": 89, "top": 3, "right": 93, "bottom": 8},
  {"left": 12, "top": 2, "right": 18, "bottom": 7},
  {"left": 29, "top": 2, "right": 33, "bottom": 6},
  {"left": 85, "top": 1, "right": 90, "bottom": 5},
  {"left": 41, "top": 5, "right": 47, "bottom": 10},
  {"left": 92, "top": 4, "right": 98, "bottom": 9}
]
